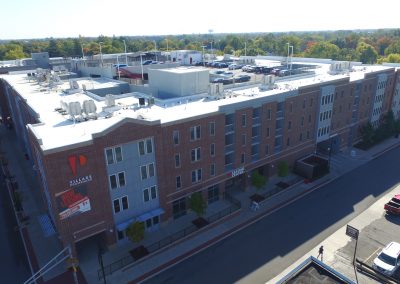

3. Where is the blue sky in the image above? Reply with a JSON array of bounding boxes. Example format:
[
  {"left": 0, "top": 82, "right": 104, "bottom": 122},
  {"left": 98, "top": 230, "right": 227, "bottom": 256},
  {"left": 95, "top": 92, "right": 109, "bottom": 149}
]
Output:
[{"left": 1, "top": 0, "right": 399, "bottom": 40}]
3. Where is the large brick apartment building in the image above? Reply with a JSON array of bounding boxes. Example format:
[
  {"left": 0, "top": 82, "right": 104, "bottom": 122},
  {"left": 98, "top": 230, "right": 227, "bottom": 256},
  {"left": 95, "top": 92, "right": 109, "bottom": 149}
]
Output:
[{"left": 0, "top": 60, "right": 399, "bottom": 254}]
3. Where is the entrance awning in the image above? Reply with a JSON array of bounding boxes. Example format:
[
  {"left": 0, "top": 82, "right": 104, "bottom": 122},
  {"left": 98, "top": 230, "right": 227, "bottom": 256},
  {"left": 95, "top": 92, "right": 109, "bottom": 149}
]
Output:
[
  {"left": 116, "top": 216, "right": 136, "bottom": 231},
  {"left": 137, "top": 207, "right": 165, "bottom": 222}
]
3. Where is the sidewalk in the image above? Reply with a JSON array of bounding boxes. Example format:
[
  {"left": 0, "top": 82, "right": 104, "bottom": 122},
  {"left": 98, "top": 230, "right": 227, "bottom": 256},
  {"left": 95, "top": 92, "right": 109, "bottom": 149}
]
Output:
[
  {"left": 82, "top": 137, "right": 400, "bottom": 284},
  {"left": 0, "top": 127, "right": 75, "bottom": 283}
]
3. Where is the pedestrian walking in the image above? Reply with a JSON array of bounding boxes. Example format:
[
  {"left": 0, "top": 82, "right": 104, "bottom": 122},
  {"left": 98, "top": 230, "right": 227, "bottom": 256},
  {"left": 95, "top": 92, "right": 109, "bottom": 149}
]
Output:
[{"left": 317, "top": 245, "right": 324, "bottom": 261}]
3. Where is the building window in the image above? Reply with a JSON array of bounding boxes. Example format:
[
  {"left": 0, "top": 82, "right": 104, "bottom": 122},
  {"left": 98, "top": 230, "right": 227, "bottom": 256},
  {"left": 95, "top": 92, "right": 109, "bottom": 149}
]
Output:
[
  {"left": 265, "top": 144, "right": 269, "bottom": 155},
  {"left": 308, "top": 114, "right": 312, "bottom": 123},
  {"left": 109, "top": 172, "right": 125, "bottom": 189},
  {"left": 302, "top": 99, "right": 306, "bottom": 109},
  {"left": 138, "top": 138, "right": 153, "bottom": 155},
  {"left": 242, "top": 114, "right": 247, "bottom": 127},
  {"left": 289, "top": 103, "right": 293, "bottom": 112},
  {"left": 173, "top": 130, "right": 180, "bottom": 145},
  {"left": 175, "top": 154, "right": 180, "bottom": 168},
  {"left": 115, "top": 147, "right": 122, "bottom": 162},
  {"left": 191, "top": 169, "right": 202, "bottom": 183},
  {"left": 241, "top": 153, "right": 245, "bottom": 164},
  {"left": 267, "top": 109, "right": 272, "bottom": 120},
  {"left": 105, "top": 146, "right": 123, "bottom": 164},
  {"left": 118, "top": 172, "right": 126, "bottom": 187},
  {"left": 301, "top": 117, "right": 304, "bottom": 126},
  {"left": 143, "top": 186, "right": 157, "bottom": 202},
  {"left": 209, "top": 121, "right": 215, "bottom": 136},
  {"left": 109, "top": 174, "right": 117, "bottom": 189},
  {"left": 141, "top": 163, "right": 155, "bottom": 180},
  {"left": 208, "top": 185, "right": 219, "bottom": 204},
  {"left": 121, "top": 196, "right": 128, "bottom": 210},
  {"left": 242, "top": 134, "right": 246, "bottom": 146},
  {"left": 287, "top": 137, "right": 290, "bottom": 146},
  {"left": 210, "top": 163, "right": 216, "bottom": 176},
  {"left": 172, "top": 197, "right": 186, "bottom": 219},
  {"left": 288, "top": 121, "right": 291, "bottom": 130},
  {"left": 176, "top": 176, "right": 181, "bottom": 189},
  {"left": 113, "top": 199, "right": 120, "bottom": 213},
  {"left": 191, "top": 147, "right": 201, "bottom": 162},
  {"left": 210, "top": 143, "right": 215, "bottom": 156},
  {"left": 190, "top": 125, "right": 201, "bottom": 141},
  {"left": 266, "top": 127, "right": 270, "bottom": 137},
  {"left": 299, "top": 133, "right": 303, "bottom": 141},
  {"left": 310, "top": 98, "right": 313, "bottom": 107}
]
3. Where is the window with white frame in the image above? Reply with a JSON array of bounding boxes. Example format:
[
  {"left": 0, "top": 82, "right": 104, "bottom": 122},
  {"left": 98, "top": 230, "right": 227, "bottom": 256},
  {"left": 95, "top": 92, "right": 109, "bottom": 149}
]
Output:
[
  {"left": 109, "top": 171, "right": 126, "bottom": 189},
  {"left": 191, "top": 147, "right": 201, "bottom": 162},
  {"left": 138, "top": 138, "right": 153, "bottom": 156},
  {"left": 190, "top": 125, "right": 201, "bottom": 141},
  {"left": 121, "top": 196, "right": 128, "bottom": 210},
  {"left": 209, "top": 121, "right": 215, "bottom": 136},
  {"left": 176, "top": 176, "right": 181, "bottom": 189},
  {"left": 210, "top": 163, "right": 216, "bottom": 176},
  {"left": 191, "top": 169, "right": 202, "bottom": 183},
  {"left": 173, "top": 130, "right": 180, "bottom": 145},
  {"left": 175, "top": 153, "right": 181, "bottom": 168},
  {"left": 143, "top": 186, "right": 157, "bottom": 202},
  {"left": 113, "top": 199, "right": 120, "bottom": 213},
  {"left": 210, "top": 143, "right": 215, "bottom": 156},
  {"left": 140, "top": 163, "right": 155, "bottom": 180},
  {"left": 113, "top": 197, "right": 128, "bottom": 214},
  {"left": 105, "top": 146, "right": 123, "bottom": 164}
]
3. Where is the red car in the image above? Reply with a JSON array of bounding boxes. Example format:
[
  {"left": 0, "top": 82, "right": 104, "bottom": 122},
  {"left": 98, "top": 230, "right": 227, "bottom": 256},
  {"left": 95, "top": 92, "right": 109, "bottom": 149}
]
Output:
[{"left": 384, "top": 194, "right": 400, "bottom": 214}]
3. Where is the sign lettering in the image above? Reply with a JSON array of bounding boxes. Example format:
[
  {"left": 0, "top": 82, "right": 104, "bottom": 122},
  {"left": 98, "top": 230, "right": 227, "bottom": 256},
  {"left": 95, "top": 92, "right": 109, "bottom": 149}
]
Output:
[
  {"left": 230, "top": 167, "right": 245, "bottom": 178},
  {"left": 69, "top": 174, "right": 92, "bottom": 187}
]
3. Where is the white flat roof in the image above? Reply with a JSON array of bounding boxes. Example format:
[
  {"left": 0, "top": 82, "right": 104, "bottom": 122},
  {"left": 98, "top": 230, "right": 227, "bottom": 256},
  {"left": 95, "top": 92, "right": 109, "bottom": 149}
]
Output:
[{"left": 1, "top": 62, "right": 393, "bottom": 153}]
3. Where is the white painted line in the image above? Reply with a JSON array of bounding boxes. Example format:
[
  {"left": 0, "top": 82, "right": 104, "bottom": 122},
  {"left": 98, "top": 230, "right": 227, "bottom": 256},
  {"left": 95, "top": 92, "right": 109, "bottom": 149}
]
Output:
[{"left": 364, "top": 247, "right": 381, "bottom": 264}]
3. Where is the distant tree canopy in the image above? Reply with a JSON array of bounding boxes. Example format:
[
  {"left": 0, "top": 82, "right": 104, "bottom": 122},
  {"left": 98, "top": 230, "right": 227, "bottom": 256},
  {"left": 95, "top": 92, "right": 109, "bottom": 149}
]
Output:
[{"left": 1, "top": 29, "right": 400, "bottom": 63}]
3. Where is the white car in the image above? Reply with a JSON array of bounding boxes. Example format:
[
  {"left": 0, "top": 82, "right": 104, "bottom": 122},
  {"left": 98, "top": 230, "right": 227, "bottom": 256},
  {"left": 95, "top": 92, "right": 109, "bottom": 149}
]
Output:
[{"left": 373, "top": 241, "right": 400, "bottom": 276}]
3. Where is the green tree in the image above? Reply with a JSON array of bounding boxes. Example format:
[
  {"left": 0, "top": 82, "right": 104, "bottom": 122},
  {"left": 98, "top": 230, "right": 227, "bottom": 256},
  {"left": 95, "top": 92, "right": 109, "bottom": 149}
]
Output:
[
  {"left": 126, "top": 222, "right": 145, "bottom": 243},
  {"left": 303, "top": 41, "right": 340, "bottom": 59},
  {"left": 360, "top": 122, "right": 374, "bottom": 146},
  {"left": 189, "top": 192, "right": 207, "bottom": 217},
  {"left": 356, "top": 42, "right": 378, "bottom": 64},
  {"left": 252, "top": 171, "right": 267, "bottom": 190},
  {"left": 277, "top": 161, "right": 289, "bottom": 177},
  {"left": 381, "top": 53, "right": 400, "bottom": 63},
  {"left": 384, "top": 40, "right": 400, "bottom": 55},
  {"left": 4, "top": 44, "right": 26, "bottom": 59}
]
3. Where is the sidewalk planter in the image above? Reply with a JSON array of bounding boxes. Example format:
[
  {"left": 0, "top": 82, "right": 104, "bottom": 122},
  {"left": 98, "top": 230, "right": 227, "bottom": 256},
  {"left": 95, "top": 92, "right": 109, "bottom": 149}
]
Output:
[{"left": 192, "top": 217, "right": 209, "bottom": 229}]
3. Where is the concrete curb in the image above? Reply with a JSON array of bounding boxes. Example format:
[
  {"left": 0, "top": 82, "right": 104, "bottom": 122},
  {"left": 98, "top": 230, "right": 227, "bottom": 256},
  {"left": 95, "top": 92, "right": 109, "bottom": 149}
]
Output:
[{"left": 129, "top": 178, "right": 333, "bottom": 284}]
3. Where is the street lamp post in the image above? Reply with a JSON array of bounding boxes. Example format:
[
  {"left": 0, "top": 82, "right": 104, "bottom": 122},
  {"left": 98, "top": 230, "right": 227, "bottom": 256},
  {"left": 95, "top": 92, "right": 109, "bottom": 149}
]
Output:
[
  {"left": 116, "top": 55, "right": 120, "bottom": 80},
  {"left": 201, "top": 45, "right": 206, "bottom": 66},
  {"left": 98, "top": 42, "right": 104, "bottom": 66},
  {"left": 123, "top": 40, "right": 128, "bottom": 66},
  {"left": 140, "top": 53, "right": 144, "bottom": 81},
  {"left": 286, "top": 42, "right": 290, "bottom": 69},
  {"left": 81, "top": 44, "right": 85, "bottom": 59}
]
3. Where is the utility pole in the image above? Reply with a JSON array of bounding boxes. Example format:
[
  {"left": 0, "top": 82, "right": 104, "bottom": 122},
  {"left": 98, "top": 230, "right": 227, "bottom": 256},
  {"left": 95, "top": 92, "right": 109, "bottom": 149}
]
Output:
[
  {"left": 123, "top": 40, "right": 128, "bottom": 66},
  {"left": 286, "top": 42, "right": 290, "bottom": 69},
  {"left": 201, "top": 45, "right": 206, "bottom": 66}
]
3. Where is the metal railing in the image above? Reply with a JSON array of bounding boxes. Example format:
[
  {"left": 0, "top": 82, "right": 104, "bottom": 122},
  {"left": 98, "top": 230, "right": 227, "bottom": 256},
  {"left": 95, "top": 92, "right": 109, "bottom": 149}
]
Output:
[{"left": 98, "top": 195, "right": 241, "bottom": 280}]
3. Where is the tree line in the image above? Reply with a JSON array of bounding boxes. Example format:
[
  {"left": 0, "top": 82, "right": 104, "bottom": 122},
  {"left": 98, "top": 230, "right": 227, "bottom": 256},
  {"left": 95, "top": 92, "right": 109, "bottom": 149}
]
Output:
[{"left": 1, "top": 29, "right": 400, "bottom": 64}]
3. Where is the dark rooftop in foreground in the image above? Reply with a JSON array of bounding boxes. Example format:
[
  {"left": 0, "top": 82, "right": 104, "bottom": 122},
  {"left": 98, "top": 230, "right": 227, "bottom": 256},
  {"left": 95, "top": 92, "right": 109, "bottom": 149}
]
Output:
[{"left": 276, "top": 257, "right": 356, "bottom": 284}]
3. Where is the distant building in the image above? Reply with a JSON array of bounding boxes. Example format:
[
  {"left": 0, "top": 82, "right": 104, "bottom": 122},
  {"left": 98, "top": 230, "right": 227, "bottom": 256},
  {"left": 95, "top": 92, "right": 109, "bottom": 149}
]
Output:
[{"left": 170, "top": 50, "right": 203, "bottom": 65}]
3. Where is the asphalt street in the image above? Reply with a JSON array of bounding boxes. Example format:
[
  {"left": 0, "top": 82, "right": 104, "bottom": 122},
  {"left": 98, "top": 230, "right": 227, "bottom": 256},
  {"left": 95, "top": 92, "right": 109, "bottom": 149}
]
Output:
[
  {"left": 144, "top": 145, "right": 400, "bottom": 284},
  {"left": 0, "top": 172, "right": 30, "bottom": 283}
]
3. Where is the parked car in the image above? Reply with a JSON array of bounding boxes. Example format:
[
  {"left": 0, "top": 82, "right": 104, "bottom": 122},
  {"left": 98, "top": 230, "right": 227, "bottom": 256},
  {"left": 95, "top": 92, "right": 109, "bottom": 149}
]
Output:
[
  {"left": 384, "top": 194, "right": 400, "bottom": 214},
  {"left": 228, "top": 64, "right": 243, "bottom": 70},
  {"left": 222, "top": 78, "right": 233, "bottom": 85},
  {"left": 142, "top": 60, "right": 153, "bottom": 65},
  {"left": 211, "top": 78, "right": 224, "bottom": 83},
  {"left": 234, "top": 74, "right": 251, "bottom": 83},
  {"left": 373, "top": 241, "right": 400, "bottom": 276},
  {"left": 278, "top": 69, "right": 290, "bottom": 77},
  {"left": 222, "top": 71, "right": 234, "bottom": 77}
]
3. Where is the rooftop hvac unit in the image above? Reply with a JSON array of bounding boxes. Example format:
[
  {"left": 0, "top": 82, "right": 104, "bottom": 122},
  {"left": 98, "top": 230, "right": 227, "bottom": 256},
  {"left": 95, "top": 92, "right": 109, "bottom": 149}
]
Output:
[
  {"left": 147, "top": 97, "right": 155, "bottom": 106},
  {"left": 82, "top": 100, "right": 97, "bottom": 114},
  {"left": 105, "top": 94, "right": 115, "bottom": 107},
  {"left": 60, "top": 100, "right": 68, "bottom": 111},
  {"left": 209, "top": 83, "right": 223, "bottom": 95},
  {"left": 139, "top": 97, "right": 145, "bottom": 106},
  {"left": 68, "top": 101, "right": 82, "bottom": 116}
]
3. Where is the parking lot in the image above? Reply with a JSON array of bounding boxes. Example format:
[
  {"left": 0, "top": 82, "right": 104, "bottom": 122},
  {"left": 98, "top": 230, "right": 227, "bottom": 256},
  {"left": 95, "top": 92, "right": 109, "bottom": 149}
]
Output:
[{"left": 332, "top": 187, "right": 400, "bottom": 283}]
